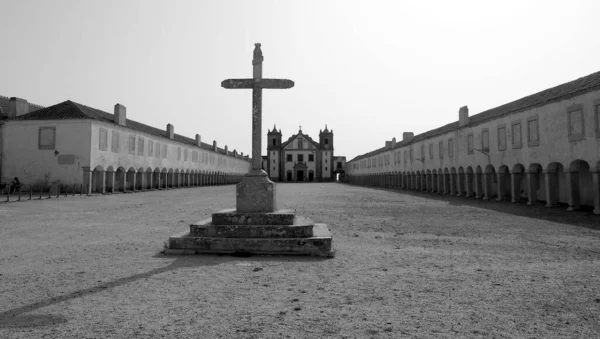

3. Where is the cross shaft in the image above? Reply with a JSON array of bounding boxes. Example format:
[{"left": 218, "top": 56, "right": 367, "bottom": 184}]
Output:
[{"left": 221, "top": 43, "right": 294, "bottom": 174}]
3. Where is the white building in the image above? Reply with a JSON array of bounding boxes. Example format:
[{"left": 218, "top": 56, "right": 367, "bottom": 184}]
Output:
[
  {"left": 346, "top": 70, "right": 600, "bottom": 215},
  {"left": 0, "top": 97, "right": 251, "bottom": 193}
]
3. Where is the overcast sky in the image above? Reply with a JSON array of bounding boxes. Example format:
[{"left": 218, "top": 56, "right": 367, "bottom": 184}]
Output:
[{"left": 2, "top": 0, "right": 599, "bottom": 160}]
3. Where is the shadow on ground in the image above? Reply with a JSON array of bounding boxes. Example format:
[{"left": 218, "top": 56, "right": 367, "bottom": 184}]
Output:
[
  {"left": 0, "top": 253, "right": 326, "bottom": 329},
  {"left": 356, "top": 184, "right": 600, "bottom": 230}
]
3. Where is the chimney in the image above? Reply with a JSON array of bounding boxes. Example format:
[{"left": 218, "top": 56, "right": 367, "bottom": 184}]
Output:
[
  {"left": 167, "top": 124, "right": 174, "bottom": 139},
  {"left": 225, "top": 145, "right": 228, "bottom": 154},
  {"left": 213, "top": 140, "right": 217, "bottom": 152},
  {"left": 459, "top": 106, "right": 469, "bottom": 127},
  {"left": 8, "top": 97, "right": 30, "bottom": 118},
  {"left": 195, "top": 134, "right": 201, "bottom": 146},
  {"left": 392, "top": 137, "right": 396, "bottom": 148},
  {"left": 114, "top": 103, "right": 126, "bottom": 126},
  {"left": 402, "top": 132, "right": 414, "bottom": 142}
]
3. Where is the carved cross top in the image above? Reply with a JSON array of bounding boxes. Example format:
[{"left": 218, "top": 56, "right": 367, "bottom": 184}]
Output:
[{"left": 221, "top": 43, "right": 294, "bottom": 175}]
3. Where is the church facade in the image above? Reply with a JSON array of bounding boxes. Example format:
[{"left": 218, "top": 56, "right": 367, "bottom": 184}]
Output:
[
  {"left": 265, "top": 126, "right": 336, "bottom": 182},
  {"left": 346, "top": 70, "right": 600, "bottom": 215}
]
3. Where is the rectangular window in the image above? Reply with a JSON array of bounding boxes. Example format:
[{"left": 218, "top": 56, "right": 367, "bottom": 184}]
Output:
[
  {"left": 286, "top": 154, "right": 292, "bottom": 162},
  {"left": 409, "top": 148, "right": 413, "bottom": 162},
  {"left": 429, "top": 144, "right": 433, "bottom": 159},
  {"left": 438, "top": 141, "right": 443, "bottom": 159},
  {"left": 162, "top": 144, "right": 167, "bottom": 158},
  {"left": 178, "top": 147, "right": 181, "bottom": 160},
  {"left": 567, "top": 104, "right": 584, "bottom": 141},
  {"left": 38, "top": 127, "right": 56, "bottom": 150},
  {"left": 527, "top": 116, "right": 540, "bottom": 146},
  {"left": 420, "top": 144, "right": 425, "bottom": 161},
  {"left": 512, "top": 121, "right": 522, "bottom": 149},
  {"left": 111, "top": 131, "right": 120, "bottom": 153},
  {"left": 298, "top": 154, "right": 304, "bottom": 162},
  {"left": 99, "top": 128, "right": 108, "bottom": 151},
  {"left": 467, "top": 133, "right": 474, "bottom": 154},
  {"left": 498, "top": 125, "right": 507, "bottom": 151},
  {"left": 595, "top": 101, "right": 600, "bottom": 138},
  {"left": 156, "top": 142, "right": 161, "bottom": 158},
  {"left": 298, "top": 137, "right": 303, "bottom": 149},
  {"left": 448, "top": 138, "right": 454, "bottom": 158},
  {"left": 138, "top": 137, "right": 144, "bottom": 155},
  {"left": 128, "top": 135, "right": 136, "bottom": 154},
  {"left": 184, "top": 148, "right": 188, "bottom": 161},
  {"left": 308, "top": 154, "right": 314, "bottom": 162},
  {"left": 481, "top": 129, "right": 489, "bottom": 152},
  {"left": 148, "top": 140, "right": 153, "bottom": 157}
]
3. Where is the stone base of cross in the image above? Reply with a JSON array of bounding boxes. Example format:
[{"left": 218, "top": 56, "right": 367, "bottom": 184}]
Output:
[{"left": 221, "top": 43, "right": 294, "bottom": 213}]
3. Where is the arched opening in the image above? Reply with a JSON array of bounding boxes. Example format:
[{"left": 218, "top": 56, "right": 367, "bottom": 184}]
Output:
[
  {"left": 567, "top": 160, "right": 593, "bottom": 211},
  {"left": 126, "top": 167, "right": 136, "bottom": 191},
  {"left": 497, "top": 165, "right": 510, "bottom": 201},
  {"left": 145, "top": 168, "right": 153, "bottom": 190},
  {"left": 431, "top": 169, "right": 438, "bottom": 193},
  {"left": 527, "top": 163, "right": 544, "bottom": 205},
  {"left": 484, "top": 165, "right": 497, "bottom": 200},
  {"left": 443, "top": 168, "right": 450, "bottom": 194},
  {"left": 91, "top": 165, "right": 105, "bottom": 194},
  {"left": 466, "top": 166, "right": 474, "bottom": 197},
  {"left": 174, "top": 169, "right": 180, "bottom": 187},
  {"left": 105, "top": 166, "right": 115, "bottom": 193},
  {"left": 167, "top": 169, "right": 173, "bottom": 188},
  {"left": 450, "top": 168, "right": 457, "bottom": 195},
  {"left": 309, "top": 170, "right": 315, "bottom": 182},
  {"left": 153, "top": 168, "right": 161, "bottom": 189},
  {"left": 161, "top": 168, "right": 168, "bottom": 189},
  {"left": 415, "top": 171, "right": 421, "bottom": 191},
  {"left": 475, "top": 166, "right": 483, "bottom": 198},
  {"left": 545, "top": 162, "right": 565, "bottom": 207},
  {"left": 136, "top": 168, "right": 144, "bottom": 190},
  {"left": 457, "top": 167, "right": 465, "bottom": 196},
  {"left": 511, "top": 164, "right": 526, "bottom": 203},
  {"left": 426, "top": 170, "right": 432, "bottom": 192},
  {"left": 115, "top": 167, "right": 126, "bottom": 192}
]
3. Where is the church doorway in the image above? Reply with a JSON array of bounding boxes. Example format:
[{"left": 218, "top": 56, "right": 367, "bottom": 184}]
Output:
[
  {"left": 287, "top": 171, "right": 292, "bottom": 181},
  {"left": 309, "top": 171, "right": 314, "bottom": 182},
  {"left": 297, "top": 170, "right": 304, "bottom": 182}
]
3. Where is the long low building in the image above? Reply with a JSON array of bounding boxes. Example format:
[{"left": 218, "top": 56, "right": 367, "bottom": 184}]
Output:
[
  {"left": 346, "top": 70, "right": 600, "bottom": 215},
  {"left": 0, "top": 96, "right": 251, "bottom": 193}
]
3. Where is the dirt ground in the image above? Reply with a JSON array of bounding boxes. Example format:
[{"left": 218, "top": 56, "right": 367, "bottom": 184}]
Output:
[{"left": 0, "top": 183, "right": 599, "bottom": 338}]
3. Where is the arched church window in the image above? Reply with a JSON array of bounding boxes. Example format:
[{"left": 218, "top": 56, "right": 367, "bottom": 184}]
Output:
[
  {"left": 325, "top": 138, "right": 329, "bottom": 145},
  {"left": 272, "top": 139, "right": 276, "bottom": 147}
]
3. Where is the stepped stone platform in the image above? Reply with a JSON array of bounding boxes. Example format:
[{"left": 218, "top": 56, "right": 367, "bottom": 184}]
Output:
[{"left": 166, "top": 209, "right": 335, "bottom": 257}]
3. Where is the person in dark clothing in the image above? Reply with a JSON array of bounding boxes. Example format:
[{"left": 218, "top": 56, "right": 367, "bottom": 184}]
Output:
[{"left": 11, "top": 177, "right": 22, "bottom": 194}]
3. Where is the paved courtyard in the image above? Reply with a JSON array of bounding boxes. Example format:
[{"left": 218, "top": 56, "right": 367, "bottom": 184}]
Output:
[{"left": 1, "top": 183, "right": 599, "bottom": 338}]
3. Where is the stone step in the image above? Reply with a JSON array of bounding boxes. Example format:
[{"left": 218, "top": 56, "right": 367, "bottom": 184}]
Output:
[
  {"left": 212, "top": 208, "right": 296, "bottom": 226},
  {"left": 190, "top": 216, "right": 314, "bottom": 238},
  {"left": 167, "top": 224, "right": 334, "bottom": 257}
]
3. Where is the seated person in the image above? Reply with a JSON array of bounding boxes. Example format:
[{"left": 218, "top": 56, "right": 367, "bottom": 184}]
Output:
[{"left": 11, "top": 177, "right": 22, "bottom": 194}]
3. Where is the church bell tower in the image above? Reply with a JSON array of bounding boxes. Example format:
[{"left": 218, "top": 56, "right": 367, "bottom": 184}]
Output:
[{"left": 267, "top": 125, "right": 282, "bottom": 181}]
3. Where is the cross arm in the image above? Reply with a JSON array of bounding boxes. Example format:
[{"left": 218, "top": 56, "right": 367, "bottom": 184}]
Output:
[{"left": 221, "top": 78, "right": 295, "bottom": 89}]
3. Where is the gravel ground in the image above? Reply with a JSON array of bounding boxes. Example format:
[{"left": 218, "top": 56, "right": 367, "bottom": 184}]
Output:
[{"left": 0, "top": 183, "right": 599, "bottom": 339}]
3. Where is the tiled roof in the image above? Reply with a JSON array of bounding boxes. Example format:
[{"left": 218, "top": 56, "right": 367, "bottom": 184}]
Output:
[
  {"left": 349, "top": 69, "right": 600, "bottom": 162},
  {"left": 6, "top": 100, "right": 247, "bottom": 158}
]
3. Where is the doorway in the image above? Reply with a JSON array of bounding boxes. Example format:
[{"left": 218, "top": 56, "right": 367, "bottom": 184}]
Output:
[
  {"left": 309, "top": 171, "right": 314, "bottom": 182},
  {"left": 287, "top": 171, "right": 292, "bottom": 181},
  {"left": 297, "top": 170, "right": 304, "bottom": 182}
]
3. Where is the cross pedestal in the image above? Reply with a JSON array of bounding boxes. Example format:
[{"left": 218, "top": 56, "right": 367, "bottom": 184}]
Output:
[{"left": 165, "top": 44, "right": 334, "bottom": 257}]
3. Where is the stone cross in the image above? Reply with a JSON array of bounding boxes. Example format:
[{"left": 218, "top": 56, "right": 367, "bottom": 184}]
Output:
[{"left": 221, "top": 43, "right": 294, "bottom": 176}]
